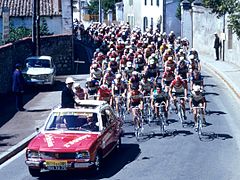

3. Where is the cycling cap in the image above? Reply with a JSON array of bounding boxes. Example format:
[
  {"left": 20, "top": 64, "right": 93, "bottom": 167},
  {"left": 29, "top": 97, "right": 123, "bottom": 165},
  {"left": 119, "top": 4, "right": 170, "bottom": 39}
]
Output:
[
  {"left": 126, "top": 61, "right": 132, "bottom": 67},
  {"left": 193, "top": 85, "right": 201, "bottom": 92},
  {"left": 65, "top": 77, "right": 75, "bottom": 84},
  {"left": 74, "top": 83, "right": 80, "bottom": 88},
  {"left": 132, "top": 71, "right": 138, "bottom": 75},
  {"left": 189, "top": 55, "right": 195, "bottom": 60},
  {"left": 116, "top": 74, "right": 122, "bottom": 79},
  {"left": 149, "top": 59, "right": 155, "bottom": 65}
]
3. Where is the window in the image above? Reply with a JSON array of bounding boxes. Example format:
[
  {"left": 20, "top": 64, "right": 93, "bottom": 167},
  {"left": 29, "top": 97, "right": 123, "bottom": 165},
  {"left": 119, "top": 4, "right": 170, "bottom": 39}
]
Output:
[
  {"left": 129, "top": 0, "right": 133, "bottom": 6},
  {"left": 156, "top": 0, "right": 159, "bottom": 6},
  {"left": 143, "top": 17, "right": 148, "bottom": 32},
  {"left": 145, "top": 0, "right": 147, "bottom": 5},
  {"left": 151, "top": 0, "right": 153, "bottom": 6},
  {"left": 228, "top": 27, "right": 233, "bottom": 49}
]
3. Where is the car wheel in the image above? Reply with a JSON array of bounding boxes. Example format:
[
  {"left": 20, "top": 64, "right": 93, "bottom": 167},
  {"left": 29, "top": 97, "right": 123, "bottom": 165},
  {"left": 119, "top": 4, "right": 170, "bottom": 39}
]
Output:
[
  {"left": 116, "top": 136, "right": 122, "bottom": 150},
  {"left": 94, "top": 152, "right": 103, "bottom": 172},
  {"left": 28, "top": 167, "right": 41, "bottom": 177}
]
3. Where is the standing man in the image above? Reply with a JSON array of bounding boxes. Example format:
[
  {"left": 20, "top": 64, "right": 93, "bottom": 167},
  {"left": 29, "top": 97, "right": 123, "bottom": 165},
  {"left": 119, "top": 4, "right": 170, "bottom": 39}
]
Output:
[
  {"left": 61, "top": 77, "right": 75, "bottom": 108},
  {"left": 12, "top": 63, "right": 25, "bottom": 111},
  {"left": 214, "top": 32, "right": 221, "bottom": 60}
]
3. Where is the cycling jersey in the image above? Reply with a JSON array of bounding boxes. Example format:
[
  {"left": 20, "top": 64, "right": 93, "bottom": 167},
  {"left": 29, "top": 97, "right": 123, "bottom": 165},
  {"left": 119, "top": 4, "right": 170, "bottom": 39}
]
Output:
[
  {"left": 146, "top": 65, "right": 158, "bottom": 78},
  {"left": 134, "top": 58, "right": 145, "bottom": 72},
  {"left": 129, "top": 76, "right": 140, "bottom": 89},
  {"left": 85, "top": 80, "right": 99, "bottom": 95},
  {"left": 103, "top": 73, "right": 115, "bottom": 87},
  {"left": 190, "top": 74, "right": 203, "bottom": 86},
  {"left": 190, "top": 91, "right": 206, "bottom": 107},
  {"left": 152, "top": 90, "right": 168, "bottom": 103},
  {"left": 90, "top": 68, "right": 102, "bottom": 80},
  {"left": 98, "top": 88, "right": 111, "bottom": 102},
  {"left": 176, "top": 64, "right": 188, "bottom": 79},
  {"left": 109, "top": 61, "right": 118, "bottom": 74},
  {"left": 170, "top": 79, "right": 187, "bottom": 94},
  {"left": 140, "top": 79, "right": 152, "bottom": 95},
  {"left": 129, "top": 90, "right": 142, "bottom": 106},
  {"left": 112, "top": 79, "right": 126, "bottom": 95},
  {"left": 162, "top": 71, "right": 175, "bottom": 86}
]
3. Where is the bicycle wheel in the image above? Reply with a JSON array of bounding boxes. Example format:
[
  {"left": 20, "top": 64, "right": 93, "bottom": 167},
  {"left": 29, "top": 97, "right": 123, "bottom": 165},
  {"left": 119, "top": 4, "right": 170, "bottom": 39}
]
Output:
[
  {"left": 198, "top": 115, "right": 203, "bottom": 137},
  {"left": 148, "top": 105, "right": 152, "bottom": 124},
  {"left": 159, "top": 115, "right": 165, "bottom": 136},
  {"left": 178, "top": 104, "right": 184, "bottom": 127}
]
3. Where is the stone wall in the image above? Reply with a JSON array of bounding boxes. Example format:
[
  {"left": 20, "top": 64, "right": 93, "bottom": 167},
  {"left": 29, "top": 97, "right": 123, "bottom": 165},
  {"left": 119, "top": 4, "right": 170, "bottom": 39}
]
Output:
[
  {"left": 0, "top": 34, "right": 74, "bottom": 94},
  {"left": 182, "top": 2, "right": 240, "bottom": 66}
]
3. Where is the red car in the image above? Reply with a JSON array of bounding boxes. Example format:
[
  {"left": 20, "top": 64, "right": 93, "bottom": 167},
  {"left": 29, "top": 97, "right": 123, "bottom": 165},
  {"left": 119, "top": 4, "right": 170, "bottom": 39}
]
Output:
[{"left": 25, "top": 100, "right": 123, "bottom": 177}]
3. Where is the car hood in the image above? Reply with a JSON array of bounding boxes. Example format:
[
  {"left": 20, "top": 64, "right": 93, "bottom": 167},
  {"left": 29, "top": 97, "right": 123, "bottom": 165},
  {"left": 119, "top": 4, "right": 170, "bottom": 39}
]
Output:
[
  {"left": 23, "top": 67, "right": 54, "bottom": 75},
  {"left": 28, "top": 133, "right": 99, "bottom": 152}
]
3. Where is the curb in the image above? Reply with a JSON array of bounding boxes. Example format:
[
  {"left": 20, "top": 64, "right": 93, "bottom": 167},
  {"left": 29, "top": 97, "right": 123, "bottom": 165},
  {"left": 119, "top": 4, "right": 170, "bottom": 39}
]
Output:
[
  {"left": 0, "top": 131, "right": 39, "bottom": 165},
  {"left": 202, "top": 61, "right": 240, "bottom": 100}
]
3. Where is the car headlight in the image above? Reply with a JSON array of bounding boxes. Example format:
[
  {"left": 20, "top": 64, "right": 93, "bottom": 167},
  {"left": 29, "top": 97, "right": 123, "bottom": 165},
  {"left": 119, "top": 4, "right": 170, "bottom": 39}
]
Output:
[
  {"left": 26, "top": 149, "right": 40, "bottom": 159},
  {"left": 76, "top": 151, "right": 90, "bottom": 160}
]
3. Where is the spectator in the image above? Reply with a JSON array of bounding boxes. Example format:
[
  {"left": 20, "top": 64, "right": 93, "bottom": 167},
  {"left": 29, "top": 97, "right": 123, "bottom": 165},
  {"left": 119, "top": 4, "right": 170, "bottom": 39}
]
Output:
[
  {"left": 12, "top": 63, "right": 25, "bottom": 111},
  {"left": 214, "top": 32, "right": 221, "bottom": 60},
  {"left": 61, "top": 77, "right": 75, "bottom": 108}
]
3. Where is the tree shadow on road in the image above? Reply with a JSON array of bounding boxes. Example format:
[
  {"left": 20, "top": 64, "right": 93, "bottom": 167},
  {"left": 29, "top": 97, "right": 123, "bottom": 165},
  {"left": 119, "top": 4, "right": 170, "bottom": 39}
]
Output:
[{"left": 38, "top": 143, "right": 141, "bottom": 180}]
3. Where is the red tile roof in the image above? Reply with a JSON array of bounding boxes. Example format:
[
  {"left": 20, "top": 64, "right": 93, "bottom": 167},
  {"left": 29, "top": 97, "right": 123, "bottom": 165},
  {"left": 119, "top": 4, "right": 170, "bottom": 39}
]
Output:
[{"left": 0, "top": 0, "right": 62, "bottom": 17}]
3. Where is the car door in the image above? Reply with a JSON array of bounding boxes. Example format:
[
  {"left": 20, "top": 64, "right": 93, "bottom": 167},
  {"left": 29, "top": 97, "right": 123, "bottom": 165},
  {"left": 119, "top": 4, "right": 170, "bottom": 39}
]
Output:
[{"left": 100, "top": 107, "right": 116, "bottom": 156}]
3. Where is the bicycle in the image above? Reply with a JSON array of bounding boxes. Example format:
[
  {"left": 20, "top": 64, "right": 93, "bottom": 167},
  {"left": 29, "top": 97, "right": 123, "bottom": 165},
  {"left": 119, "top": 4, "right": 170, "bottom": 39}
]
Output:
[
  {"left": 155, "top": 102, "right": 167, "bottom": 135},
  {"left": 143, "top": 96, "right": 153, "bottom": 125},
  {"left": 192, "top": 104, "right": 205, "bottom": 138},
  {"left": 114, "top": 95, "right": 127, "bottom": 122},
  {"left": 175, "top": 96, "right": 187, "bottom": 127},
  {"left": 132, "top": 106, "right": 144, "bottom": 140}
]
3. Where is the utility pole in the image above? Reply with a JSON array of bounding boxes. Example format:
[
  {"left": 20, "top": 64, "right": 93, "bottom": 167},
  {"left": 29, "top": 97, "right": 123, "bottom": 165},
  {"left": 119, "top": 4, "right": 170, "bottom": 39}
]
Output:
[
  {"left": 36, "top": 0, "right": 40, "bottom": 56},
  {"left": 79, "top": 0, "right": 81, "bottom": 22},
  {"left": 32, "top": 0, "right": 37, "bottom": 55},
  {"left": 99, "top": 0, "right": 102, "bottom": 23}
]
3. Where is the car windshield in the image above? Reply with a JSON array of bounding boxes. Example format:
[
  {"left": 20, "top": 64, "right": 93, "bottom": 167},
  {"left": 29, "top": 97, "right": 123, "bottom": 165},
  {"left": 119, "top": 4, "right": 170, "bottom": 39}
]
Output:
[
  {"left": 45, "top": 112, "right": 99, "bottom": 132},
  {"left": 26, "top": 58, "right": 51, "bottom": 68}
]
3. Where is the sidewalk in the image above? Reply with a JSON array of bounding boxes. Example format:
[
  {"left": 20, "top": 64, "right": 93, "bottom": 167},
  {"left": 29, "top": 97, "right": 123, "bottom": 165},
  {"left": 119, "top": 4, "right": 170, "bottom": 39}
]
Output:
[
  {"left": 0, "top": 59, "right": 240, "bottom": 165},
  {"left": 0, "top": 74, "right": 89, "bottom": 164}
]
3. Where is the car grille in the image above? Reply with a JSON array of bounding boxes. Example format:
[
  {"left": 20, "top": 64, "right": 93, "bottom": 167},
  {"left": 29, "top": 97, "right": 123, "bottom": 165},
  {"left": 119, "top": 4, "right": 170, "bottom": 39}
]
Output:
[
  {"left": 29, "top": 74, "right": 49, "bottom": 80},
  {"left": 41, "top": 152, "right": 76, "bottom": 159}
]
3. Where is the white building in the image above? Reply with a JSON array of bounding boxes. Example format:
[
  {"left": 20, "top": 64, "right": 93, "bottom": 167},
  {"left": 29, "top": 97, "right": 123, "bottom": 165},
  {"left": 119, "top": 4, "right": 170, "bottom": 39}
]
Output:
[{"left": 123, "top": 0, "right": 164, "bottom": 32}]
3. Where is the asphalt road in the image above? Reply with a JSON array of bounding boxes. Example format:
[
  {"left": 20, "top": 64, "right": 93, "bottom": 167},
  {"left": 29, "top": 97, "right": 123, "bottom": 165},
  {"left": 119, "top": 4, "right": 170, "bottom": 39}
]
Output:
[{"left": 1, "top": 70, "right": 240, "bottom": 180}]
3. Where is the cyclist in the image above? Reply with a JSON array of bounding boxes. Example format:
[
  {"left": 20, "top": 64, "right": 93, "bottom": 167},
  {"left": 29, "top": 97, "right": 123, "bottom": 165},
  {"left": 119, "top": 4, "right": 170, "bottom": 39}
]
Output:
[
  {"left": 97, "top": 84, "right": 112, "bottom": 104},
  {"left": 133, "top": 54, "right": 145, "bottom": 73},
  {"left": 124, "top": 61, "right": 134, "bottom": 80},
  {"left": 85, "top": 77, "right": 99, "bottom": 97},
  {"left": 151, "top": 85, "right": 169, "bottom": 122},
  {"left": 169, "top": 75, "right": 188, "bottom": 120},
  {"left": 127, "top": 85, "right": 143, "bottom": 129},
  {"left": 90, "top": 63, "right": 102, "bottom": 81},
  {"left": 176, "top": 57, "right": 189, "bottom": 82},
  {"left": 128, "top": 71, "right": 140, "bottom": 90},
  {"left": 162, "top": 67, "right": 175, "bottom": 92},
  {"left": 112, "top": 74, "right": 127, "bottom": 114},
  {"left": 74, "top": 83, "right": 88, "bottom": 100},
  {"left": 188, "top": 54, "right": 201, "bottom": 73},
  {"left": 145, "top": 59, "right": 158, "bottom": 79},
  {"left": 190, "top": 69, "right": 204, "bottom": 90},
  {"left": 189, "top": 85, "right": 207, "bottom": 128},
  {"left": 139, "top": 74, "right": 153, "bottom": 96},
  {"left": 102, "top": 68, "right": 115, "bottom": 88}
]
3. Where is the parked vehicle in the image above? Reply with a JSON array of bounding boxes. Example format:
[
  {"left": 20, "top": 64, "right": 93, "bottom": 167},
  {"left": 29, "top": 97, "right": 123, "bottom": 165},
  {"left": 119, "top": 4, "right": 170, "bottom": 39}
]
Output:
[
  {"left": 25, "top": 100, "right": 123, "bottom": 177},
  {"left": 22, "top": 56, "right": 56, "bottom": 85}
]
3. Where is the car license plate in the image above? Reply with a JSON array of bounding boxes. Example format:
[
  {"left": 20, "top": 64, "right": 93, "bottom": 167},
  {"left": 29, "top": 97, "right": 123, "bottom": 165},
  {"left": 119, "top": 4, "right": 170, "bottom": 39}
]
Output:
[{"left": 46, "top": 160, "right": 67, "bottom": 170}]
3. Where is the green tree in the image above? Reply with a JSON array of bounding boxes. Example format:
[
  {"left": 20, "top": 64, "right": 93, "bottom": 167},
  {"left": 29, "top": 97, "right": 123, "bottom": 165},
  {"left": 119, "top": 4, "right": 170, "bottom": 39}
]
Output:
[
  {"left": 88, "top": 0, "right": 122, "bottom": 15},
  {"left": 203, "top": 0, "right": 240, "bottom": 38},
  {"left": 176, "top": 0, "right": 195, "bottom": 20}
]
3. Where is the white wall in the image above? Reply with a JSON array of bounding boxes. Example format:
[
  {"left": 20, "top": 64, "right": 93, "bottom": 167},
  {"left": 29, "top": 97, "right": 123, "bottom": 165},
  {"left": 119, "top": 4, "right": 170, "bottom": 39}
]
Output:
[{"left": 183, "top": 4, "right": 240, "bottom": 66}]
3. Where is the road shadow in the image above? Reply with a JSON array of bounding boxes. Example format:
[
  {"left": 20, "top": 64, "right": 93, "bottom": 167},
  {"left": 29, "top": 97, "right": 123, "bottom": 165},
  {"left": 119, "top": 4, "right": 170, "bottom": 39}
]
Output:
[
  {"left": 0, "top": 80, "right": 66, "bottom": 128},
  {"left": 204, "top": 92, "right": 219, "bottom": 96},
  {"left": 38, "top": 143, "right": 141, "bottom": 180},
  {"left": 199, "top": 131, "right": 233, "bottom": 142},
  {"left": 207, "top": 110, "right": 227, "bottom": 116},
  {"left": 204, "top": 83, "right": 217, "bottom": 88}
]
